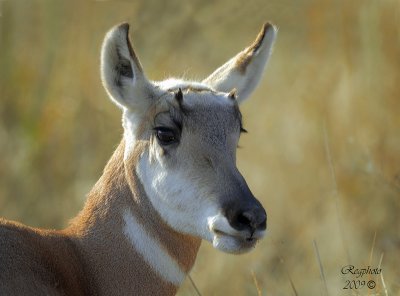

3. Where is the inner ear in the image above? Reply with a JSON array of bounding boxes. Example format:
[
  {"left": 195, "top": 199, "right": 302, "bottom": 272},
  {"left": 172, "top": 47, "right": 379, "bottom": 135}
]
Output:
[
  {"left": 101, "top": 23, "right": 154, "bottom": 111},
  {"left": 116, "top": 57, "right": 133, "bottom": 80}
]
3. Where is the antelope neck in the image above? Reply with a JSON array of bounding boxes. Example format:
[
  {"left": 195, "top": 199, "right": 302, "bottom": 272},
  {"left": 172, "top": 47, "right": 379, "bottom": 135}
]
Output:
[{"left": 67, "top": 140, "right": 201, "bottom": 295}]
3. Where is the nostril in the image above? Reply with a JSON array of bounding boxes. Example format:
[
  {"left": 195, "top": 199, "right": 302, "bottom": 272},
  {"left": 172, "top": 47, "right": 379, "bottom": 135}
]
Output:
[
  {"left": 237, "top": 212, "right": 252, "bottom": 227},
  {"left": 235, "top": 209, "right": 267, "bottom": 231},
  {"left": 226, "top": 204, "right": 267, "bottom": 232}
]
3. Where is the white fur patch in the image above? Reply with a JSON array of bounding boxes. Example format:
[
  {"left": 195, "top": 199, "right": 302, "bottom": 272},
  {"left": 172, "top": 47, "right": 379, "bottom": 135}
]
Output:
[
  {"left": 122, "top": 110, "right": 142, "bottom": 160},
  {"left": 156, "top": 78, "right": 211, "bottom": 92},
  {"left": 136, "top": 152, "right": 216, "bottom": 242},
  {"left": 122, "top": 209, "right": 185, "bottom": 285},
  {"left": 208, "top": 214, "right": 241, "bottom": 236}
]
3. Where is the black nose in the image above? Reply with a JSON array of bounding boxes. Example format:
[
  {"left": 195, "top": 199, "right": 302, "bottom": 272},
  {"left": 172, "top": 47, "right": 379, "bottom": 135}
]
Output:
[{"left": 229, "top": 207, "right": 267, "bottom": 232}]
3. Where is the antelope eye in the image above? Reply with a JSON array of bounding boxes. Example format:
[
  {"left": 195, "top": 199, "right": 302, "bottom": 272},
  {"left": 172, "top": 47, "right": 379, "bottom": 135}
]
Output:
[{"left": 154, "top": 127, "right": 178, "bottom": 145}]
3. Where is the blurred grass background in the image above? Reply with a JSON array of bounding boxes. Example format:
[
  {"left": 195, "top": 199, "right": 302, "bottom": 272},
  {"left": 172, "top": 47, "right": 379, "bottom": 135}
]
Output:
[{"left": 1, "top": 0, "right": 399, "bottom": 295}]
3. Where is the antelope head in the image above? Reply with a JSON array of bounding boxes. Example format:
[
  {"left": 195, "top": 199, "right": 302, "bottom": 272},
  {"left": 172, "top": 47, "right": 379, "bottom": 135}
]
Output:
[{"left": 101, "top": 23, "right": 277, "bottom": 254}]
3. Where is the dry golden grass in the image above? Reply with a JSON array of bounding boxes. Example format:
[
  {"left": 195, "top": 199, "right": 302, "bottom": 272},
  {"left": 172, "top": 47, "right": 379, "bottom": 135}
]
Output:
[{"left": 0, "top": 0, "right": 399, "bottom": 295}]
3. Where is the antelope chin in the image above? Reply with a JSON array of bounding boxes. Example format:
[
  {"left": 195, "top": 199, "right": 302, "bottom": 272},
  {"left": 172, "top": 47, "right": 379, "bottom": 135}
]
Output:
[{"left": 211, "top": 231, "right": 259, "bottom": 254}]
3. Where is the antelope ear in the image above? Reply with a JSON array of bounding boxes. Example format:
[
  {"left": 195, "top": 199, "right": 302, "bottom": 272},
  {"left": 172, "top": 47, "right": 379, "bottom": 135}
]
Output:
[
  {"left": 203, "top": 23, "right": 277, "bottom": 104},
  {"left": 101, "top": 23, "right": 153, "bottom": 111}
]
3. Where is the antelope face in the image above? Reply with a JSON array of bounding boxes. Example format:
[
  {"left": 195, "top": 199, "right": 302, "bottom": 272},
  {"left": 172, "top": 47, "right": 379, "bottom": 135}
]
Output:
[{"left": 101, "top": 23, "right": 277, "bottom": 254}]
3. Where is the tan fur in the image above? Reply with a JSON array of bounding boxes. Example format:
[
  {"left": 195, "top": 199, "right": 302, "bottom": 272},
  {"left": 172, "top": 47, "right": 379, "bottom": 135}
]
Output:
[
  {"left": 0, "top": 219, "right": 89, "bottom": 295},
  {"left": 0, "top": 140, "right": 200, "bottom": 295}
]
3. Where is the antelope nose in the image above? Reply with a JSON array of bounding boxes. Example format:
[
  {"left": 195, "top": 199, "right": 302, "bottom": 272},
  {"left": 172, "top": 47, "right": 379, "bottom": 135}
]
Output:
[{"left": 234, "top": 208, "right": 267, "bottom": 232}]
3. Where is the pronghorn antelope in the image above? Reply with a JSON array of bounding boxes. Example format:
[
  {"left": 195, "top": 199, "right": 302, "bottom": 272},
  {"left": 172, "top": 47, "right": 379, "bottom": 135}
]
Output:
[{"left": 0, "top": 22, "right": 277, "bottom": 295}]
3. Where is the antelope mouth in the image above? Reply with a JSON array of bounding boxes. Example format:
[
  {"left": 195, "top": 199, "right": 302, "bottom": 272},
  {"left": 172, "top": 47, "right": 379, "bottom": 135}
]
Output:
[
  {"left": 213, "top": 229, "right": 256, "bottom": 242},
  {"left": 207, "top": 214, "right": 265, "bottom": 254},
  {"left": 211, "top": 229, "right": 260, "bottom": 254}
]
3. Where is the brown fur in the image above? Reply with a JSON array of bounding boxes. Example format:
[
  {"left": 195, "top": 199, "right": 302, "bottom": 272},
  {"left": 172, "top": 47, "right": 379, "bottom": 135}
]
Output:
[
  {"left": 0, "top": 140, "right": 201, "bottom": 295},
  {"left": 0, "top": 219, "right": 89, "bottom": 296},
  {"left": 235, "top": 22, "right": 272, "bottom": 74}
]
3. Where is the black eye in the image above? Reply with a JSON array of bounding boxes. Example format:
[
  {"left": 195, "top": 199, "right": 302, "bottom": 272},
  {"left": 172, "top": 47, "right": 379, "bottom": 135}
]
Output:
[{"left": 154, "top": 127, "right": 178, "bottom": 145}]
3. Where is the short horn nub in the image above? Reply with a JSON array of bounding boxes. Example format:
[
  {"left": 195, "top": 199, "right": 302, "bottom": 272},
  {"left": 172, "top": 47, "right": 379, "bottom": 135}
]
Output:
[
  {"left": 174, "top": 88, "right": 184, "bottom": 109},
  {"left": 228, "top": 88, "right": 237, "bottom": 101}
]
